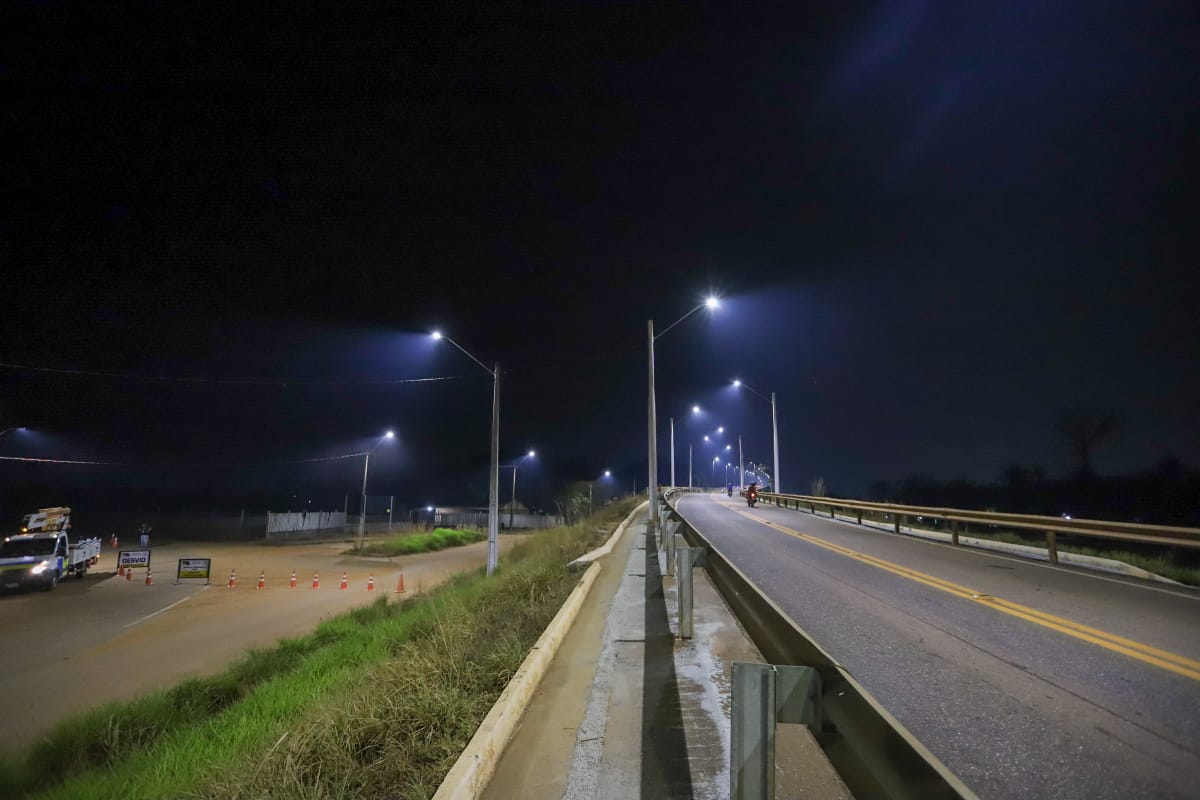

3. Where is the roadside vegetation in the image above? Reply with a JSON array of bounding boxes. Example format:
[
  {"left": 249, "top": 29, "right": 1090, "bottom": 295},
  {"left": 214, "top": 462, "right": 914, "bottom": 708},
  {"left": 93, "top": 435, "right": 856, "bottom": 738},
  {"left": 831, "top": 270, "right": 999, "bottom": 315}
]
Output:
[
  {"left": 349, "top": 526, "right": 487, "bottom": 556},
  {"left": 0, "top": 498, "right": 638, "bottom": 800}
]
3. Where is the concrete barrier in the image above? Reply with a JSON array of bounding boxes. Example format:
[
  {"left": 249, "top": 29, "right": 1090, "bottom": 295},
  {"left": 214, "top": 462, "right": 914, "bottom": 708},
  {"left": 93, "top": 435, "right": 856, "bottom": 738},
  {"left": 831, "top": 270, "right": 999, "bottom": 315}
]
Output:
[{"left": 432, "top": 502, "right": 646, "bottom": 799}]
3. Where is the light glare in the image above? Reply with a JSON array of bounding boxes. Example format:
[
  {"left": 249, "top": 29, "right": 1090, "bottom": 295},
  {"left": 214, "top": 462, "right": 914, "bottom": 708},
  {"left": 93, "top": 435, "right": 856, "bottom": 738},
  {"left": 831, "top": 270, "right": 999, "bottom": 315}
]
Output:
[
  {"left": 705, "top": 296, "right": 719, "bottom": 309},
  {"left": 431, "top": 330, "right": 443, "bottom": 340}
]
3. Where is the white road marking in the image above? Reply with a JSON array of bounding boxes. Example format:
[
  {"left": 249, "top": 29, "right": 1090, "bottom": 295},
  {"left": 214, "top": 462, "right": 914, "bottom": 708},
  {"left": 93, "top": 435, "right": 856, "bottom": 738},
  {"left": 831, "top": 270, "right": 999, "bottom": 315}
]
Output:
[{"left": 121, "top": 587, "right": 207, "bottom": 629}]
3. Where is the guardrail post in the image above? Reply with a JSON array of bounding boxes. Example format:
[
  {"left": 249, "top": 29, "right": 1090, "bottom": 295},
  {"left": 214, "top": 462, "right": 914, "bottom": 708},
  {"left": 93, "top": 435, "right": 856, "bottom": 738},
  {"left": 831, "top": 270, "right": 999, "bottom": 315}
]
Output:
[
  {"left": 677, "top": 544, "right": 695, "bottom": 639},
  {"left": 894, "top": 514, "right": 902, "bottom": 534},
  {"left": 666, "top": 521, "right": 678, "bottom": 576},
  {"left": 830, "top": 504, "right": 836, "bottom": 519},
  {"left": 951, "top": 520, "right": 960, "bottom": 546},
  {"left": 856, "top": 509, "right": 863, "bottom": 525},
  {"left": 731, "top": 663, "right": 823, "bottom": 800},
  {"left": 1045, "top": 530, "right": 1059, "bottom": 565}
]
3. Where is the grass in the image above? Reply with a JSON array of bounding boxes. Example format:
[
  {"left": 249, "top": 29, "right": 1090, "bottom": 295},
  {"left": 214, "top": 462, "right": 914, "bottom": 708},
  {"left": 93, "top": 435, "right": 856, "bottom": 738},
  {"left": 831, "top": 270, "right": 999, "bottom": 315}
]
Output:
[
  {"left": 1, "top": 498, "right": 638, "bottom": 800},
  {"left": 348, "top": 527, "right": 487, "bottom": 556}
]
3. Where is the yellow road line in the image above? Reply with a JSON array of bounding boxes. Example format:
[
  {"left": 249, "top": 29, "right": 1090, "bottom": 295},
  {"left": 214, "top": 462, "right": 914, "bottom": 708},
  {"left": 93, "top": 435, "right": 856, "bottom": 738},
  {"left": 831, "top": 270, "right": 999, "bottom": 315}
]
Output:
[{"left": 731, "top": 507, "right": 1200, "bottom": 682}]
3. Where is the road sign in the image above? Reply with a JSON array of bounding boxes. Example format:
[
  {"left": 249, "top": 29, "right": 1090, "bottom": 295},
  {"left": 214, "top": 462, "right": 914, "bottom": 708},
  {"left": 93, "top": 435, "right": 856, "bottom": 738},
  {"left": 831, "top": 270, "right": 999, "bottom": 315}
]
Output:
[
  {"left": 117, "top": 550, "right": 151, "bottom": 570},
  {"left": 176, "top": 558, "right": 211, "bottom": 584}
]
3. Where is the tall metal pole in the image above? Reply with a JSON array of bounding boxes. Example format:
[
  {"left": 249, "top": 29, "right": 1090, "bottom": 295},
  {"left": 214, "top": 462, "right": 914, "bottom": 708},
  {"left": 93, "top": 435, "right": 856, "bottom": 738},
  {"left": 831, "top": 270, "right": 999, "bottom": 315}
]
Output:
[
  {"left": 388, "top": 495, "right": 393, "bottom": 532},
  {"left": 487, "top": 363, "right": 501, "bottom": 575},
  {"left": 357, "top": 452, "right": 370, "bottom": 549},
  {"left": 739, "top": 435, "right": 744, "bottom": 490},
  {"left": 689, "top": 444, "right": 693, "bottom": 488},
  {"left": 647, "top": 320, "right": 657, "bottom": 533},
  {"left": 771, "top": 391, "right": 780, "bottom": 493},
  {"left": 509, "top": 464, "right": 517, "bottom": 530},
  {"left": 670, "top": 416, "right": 676, "bottom": 488}
]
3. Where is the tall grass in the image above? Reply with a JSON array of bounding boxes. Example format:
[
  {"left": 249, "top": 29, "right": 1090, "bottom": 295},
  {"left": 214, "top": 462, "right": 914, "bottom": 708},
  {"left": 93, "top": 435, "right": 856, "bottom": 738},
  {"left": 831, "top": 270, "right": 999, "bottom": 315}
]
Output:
[
  {"left": 7, "top": 498, "right": 637, "bottom": 800},
  {"left": 350, "top": 527, "right": 486, "bottom": 556}
]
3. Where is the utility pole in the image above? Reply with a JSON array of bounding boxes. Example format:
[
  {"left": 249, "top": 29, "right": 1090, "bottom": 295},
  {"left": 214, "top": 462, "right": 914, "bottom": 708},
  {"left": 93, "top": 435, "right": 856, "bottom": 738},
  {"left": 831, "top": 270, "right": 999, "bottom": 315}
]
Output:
[
  {"left": 488, "top": 363, "right": 501, "bottom": 574},
  {"left": 738, "top": 435, "right": 744, "bottom": 490},
  {"left": 772, "top": 391, "right": 780, "bottom": 493},
  {"left": 647, "top": 320, "right": 658, "bottom": 535},
  {"left": 670, "top": 416, "right": 675, "bottom": 488}
]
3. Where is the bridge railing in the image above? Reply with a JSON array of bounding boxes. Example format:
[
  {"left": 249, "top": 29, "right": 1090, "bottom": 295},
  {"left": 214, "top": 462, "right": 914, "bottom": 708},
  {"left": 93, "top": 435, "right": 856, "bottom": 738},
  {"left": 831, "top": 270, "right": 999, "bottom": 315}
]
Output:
[{"left": 757, "top": 492, "right": 1200, "bottom": 564}]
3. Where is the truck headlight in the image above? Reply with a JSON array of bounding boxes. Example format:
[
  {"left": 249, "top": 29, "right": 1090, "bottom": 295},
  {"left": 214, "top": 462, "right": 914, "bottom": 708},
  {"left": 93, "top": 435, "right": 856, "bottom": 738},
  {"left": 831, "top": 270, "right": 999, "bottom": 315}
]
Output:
[{"left": 30, "top": 561, "right": 49, "bottom": 575}]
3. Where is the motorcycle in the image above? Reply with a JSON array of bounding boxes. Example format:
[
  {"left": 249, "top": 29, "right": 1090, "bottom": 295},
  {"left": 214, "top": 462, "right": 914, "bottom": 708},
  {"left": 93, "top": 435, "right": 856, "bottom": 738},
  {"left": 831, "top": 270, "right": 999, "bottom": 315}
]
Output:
[{"left": 746, "top": 484, "right": 758, "bottom": 508}]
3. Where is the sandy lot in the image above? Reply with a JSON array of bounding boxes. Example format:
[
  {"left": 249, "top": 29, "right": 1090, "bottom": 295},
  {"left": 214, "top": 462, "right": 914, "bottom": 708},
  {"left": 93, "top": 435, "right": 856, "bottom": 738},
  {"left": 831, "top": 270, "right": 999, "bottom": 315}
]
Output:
[{"left": 0, "top": 534, "right": 519, "bottom": 753}]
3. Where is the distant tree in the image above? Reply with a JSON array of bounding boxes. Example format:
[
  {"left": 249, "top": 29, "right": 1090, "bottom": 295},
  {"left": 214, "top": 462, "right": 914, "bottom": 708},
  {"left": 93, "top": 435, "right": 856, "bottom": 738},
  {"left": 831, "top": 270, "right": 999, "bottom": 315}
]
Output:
[
  {"left": 868, "top": 481, "right": 894, "bottom": 502},
  {"left": 1056, "top": 408, "right": 1124, "bottom": 478},
  {"left": 1001, "top": 464, "right": 1031, "bottom": 488}
]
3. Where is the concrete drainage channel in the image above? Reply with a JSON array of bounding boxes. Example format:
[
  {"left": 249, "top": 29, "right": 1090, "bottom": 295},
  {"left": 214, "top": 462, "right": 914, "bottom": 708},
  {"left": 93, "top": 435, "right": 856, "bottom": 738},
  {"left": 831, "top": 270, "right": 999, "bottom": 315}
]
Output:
[{"left": 663, "top": 489, "right": 978, "bottom": 800}]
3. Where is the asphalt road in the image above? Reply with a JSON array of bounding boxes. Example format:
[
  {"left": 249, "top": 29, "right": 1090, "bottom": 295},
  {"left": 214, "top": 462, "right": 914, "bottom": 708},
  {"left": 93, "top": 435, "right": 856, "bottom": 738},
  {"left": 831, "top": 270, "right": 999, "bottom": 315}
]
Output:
[
  {"left": 676, "top": 493, "right": 1200, "bottom": 800},
  {"left": 0, "top": 536, "right": 516, "bottom": 754}
]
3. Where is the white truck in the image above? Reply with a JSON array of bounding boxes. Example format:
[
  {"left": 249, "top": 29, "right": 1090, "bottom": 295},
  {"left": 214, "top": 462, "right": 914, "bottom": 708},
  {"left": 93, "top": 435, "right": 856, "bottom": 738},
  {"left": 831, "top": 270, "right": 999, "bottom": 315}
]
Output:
[{"left": 1, "top": 507, "right": 101, "bottom": 591}]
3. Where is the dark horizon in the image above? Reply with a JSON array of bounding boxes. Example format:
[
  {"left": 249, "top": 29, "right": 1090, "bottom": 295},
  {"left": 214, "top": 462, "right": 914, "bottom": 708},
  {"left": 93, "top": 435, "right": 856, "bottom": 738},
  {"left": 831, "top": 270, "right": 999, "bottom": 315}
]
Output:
[{"left": 3, "top": 2, "right": 1197, "bottom": 526}]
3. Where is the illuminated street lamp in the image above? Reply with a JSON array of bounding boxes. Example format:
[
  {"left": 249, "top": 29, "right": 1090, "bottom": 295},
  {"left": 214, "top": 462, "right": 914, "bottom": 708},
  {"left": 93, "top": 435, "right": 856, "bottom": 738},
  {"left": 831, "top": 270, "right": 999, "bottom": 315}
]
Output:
[
  {"left": 732, "top": 378, "right": 781, "bottom": 493},
  {"left": 648, "top": 296, "right": 719, "bottom": 534},
  {"left": 502, "top": 449, "right": 536, "bottom": 530},
  {"left": 357, "top": 430, "right": 395, "bottom": 549},
  {"left": 669, "top": 404, "right": 705, "bottom": 488},
  {"left": 590, "top": 468, "right": 614, "bottom": 516},
  {"left": 434, "top": 330, "right": 503, "bottom": 575},
  {"left": 712, "top": 455, "right": 721, "bottom": 488}
]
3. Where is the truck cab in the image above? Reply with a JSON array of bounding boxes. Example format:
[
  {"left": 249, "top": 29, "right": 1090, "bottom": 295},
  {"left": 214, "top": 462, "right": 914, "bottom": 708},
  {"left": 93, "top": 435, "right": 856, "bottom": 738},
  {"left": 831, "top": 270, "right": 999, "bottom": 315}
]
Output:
[{"left": 2, "top": 508, "right": 101, "bottom": 591}]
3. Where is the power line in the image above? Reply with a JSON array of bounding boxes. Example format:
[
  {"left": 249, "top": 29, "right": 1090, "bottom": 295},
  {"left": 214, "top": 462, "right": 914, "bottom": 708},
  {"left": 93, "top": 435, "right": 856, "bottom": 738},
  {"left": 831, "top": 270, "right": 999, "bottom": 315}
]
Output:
[
  {"left": 0, "top": 451, "right": 370, "bottom": 468},
  {"left": 0, "top": 361, "right": 479, "bottom": 387}
]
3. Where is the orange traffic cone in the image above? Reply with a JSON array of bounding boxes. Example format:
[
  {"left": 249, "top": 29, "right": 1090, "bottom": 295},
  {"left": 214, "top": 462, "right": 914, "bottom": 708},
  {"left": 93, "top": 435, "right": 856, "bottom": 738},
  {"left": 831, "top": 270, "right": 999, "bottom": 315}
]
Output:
[
  {"left": 312, "top": 571, "right": 320, "bottom": 589},
  {"left": 340, "top": 571, "right": 348, "bottom": 590},
  {"left": 118, "top": 564, "right": 126, "bottom": 577},
  {"left": 289, "top": 570, "right": 297, "bottom": 589},
  {"left": 394, "top": 573, "right": 405, "bottom": 593},
  {"left": 257, "top": 571, "right": 266, "bottom": 590},
  {"left": 228, "top": 569, "right": 237, "bottom": 589},
  {"left": 366, "top": 574, "right": 375, "bottom": 591},
  {"left": 145, "top": 568, "right": 153, "bottom": 586}
]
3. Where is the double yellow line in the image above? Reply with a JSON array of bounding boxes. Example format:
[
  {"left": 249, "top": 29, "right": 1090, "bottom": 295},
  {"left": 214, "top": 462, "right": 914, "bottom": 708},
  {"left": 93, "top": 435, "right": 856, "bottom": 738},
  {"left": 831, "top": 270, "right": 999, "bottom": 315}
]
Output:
[{"left": 734, "top": 508, "right": 1200, "bottom": 682}]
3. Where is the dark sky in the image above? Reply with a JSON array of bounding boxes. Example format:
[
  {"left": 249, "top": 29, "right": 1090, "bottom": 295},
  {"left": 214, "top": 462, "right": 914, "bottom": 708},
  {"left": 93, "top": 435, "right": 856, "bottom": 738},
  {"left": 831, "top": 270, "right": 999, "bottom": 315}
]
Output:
[{"left": 2, "top": 1, "right": 1198, "bottom": 516}]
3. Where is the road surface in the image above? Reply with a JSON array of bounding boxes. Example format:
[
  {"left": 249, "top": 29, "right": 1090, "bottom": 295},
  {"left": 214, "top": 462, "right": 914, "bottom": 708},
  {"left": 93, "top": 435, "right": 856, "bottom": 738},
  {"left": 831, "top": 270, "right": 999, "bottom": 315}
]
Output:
[
  {"left": 675, "top": 493, "right": 1200, "bottom": 800},
  {"left": 0, "top": 535, "right": 518, "bottom": 754}
]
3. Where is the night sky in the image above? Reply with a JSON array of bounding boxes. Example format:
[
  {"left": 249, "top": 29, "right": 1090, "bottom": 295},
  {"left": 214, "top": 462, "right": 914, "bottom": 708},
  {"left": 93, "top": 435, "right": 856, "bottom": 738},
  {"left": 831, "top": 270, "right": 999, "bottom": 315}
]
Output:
[{"left": 3, "top": 2, "right": 1197, "bottom": 519}]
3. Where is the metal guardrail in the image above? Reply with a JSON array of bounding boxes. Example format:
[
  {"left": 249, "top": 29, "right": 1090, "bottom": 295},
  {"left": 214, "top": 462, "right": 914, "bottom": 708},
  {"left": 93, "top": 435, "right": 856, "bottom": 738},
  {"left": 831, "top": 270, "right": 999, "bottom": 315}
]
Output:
[
  {"left": 663, "top": 489, "right": 975, "bottom": 800},
  {"left": 758, "top": 492, "right": 1200, "bottom": 564}
]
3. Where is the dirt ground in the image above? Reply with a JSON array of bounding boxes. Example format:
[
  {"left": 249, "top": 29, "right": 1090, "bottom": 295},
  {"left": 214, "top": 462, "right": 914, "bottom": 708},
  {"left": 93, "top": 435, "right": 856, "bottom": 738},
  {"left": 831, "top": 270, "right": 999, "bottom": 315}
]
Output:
[{"left": 0, "top": 534, "right": 520, "bottom": 754}]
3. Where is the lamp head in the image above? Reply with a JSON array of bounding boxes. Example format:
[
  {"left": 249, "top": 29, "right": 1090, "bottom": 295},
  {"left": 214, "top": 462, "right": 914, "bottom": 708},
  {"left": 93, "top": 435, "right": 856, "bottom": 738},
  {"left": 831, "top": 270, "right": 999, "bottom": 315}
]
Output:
[
  {"left": 527, "top": 450, "right": 536, "bottom": 458},
  {"left": 384, "top": 430, "right": 395, "bottom": 439},
  {"left": 431, "top": 330, "right": 443, "bottom": 340},
  {"left": 705, "top": 296, "right": 719, "bottom": 310},
  {"left": 692, "top": 405, "right": 701, "bottom": 414},
  {"left": 732, "top": 379, "right": 741, "bottom": 387}
]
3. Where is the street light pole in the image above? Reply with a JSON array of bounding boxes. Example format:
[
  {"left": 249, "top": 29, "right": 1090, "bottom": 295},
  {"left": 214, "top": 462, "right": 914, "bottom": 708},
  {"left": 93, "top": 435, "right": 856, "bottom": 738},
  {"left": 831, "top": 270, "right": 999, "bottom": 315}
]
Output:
[
  {"left": 357, "top": 431, "right": 394, "bottom": 550},
  {"left": 738, "top": 434, "right": 744, "bottom": 490},
  {"left": 733, "top": 379, "right": 782, "bottom": 494},
  {"left": 357, "top": 451, "right": 370, "bottom": 547},
  {"left": 647, "top": 319, "right": 657, "bottom": 532},
  {"left": 670, "top": 416, "right": 675, "bottom": 488},
  {"left": 648, "top": 297, "right": 718, "bottom": 527},
  {"left": 433, "top": 331, "right": 502, "bottom": 575},
  {"left": 688, "top": 444, "right": 693, "bottom": 488},
  {"left": 509, "top": 462, "right": 518, "bottom": 530}
]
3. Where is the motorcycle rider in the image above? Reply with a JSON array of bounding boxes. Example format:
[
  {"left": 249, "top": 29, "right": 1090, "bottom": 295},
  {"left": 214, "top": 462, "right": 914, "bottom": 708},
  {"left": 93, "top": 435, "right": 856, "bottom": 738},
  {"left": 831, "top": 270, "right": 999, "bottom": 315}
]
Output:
[{"left": 727, "top": 482, "right": 733, "bottom": 497}]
